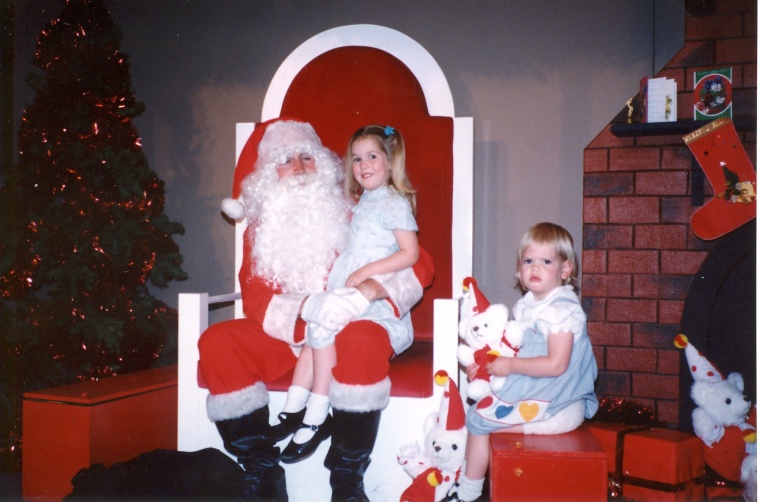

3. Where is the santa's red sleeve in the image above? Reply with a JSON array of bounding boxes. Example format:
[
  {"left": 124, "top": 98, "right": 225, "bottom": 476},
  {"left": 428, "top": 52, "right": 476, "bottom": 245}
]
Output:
[
  {"left": 374, "top": 245, "right": 435, "bottom": 318},
  {"left": 238, "top": 226, "right": 307, "bottom": 346},
  {"left": 238, "top": 229, "right": 434, "bottom": 342}
]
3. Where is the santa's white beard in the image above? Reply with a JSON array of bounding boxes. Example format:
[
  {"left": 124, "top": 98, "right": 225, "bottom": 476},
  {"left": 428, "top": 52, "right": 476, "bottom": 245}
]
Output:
[{"left": 245, "top": 172, "right": 350, "bottom": 294}]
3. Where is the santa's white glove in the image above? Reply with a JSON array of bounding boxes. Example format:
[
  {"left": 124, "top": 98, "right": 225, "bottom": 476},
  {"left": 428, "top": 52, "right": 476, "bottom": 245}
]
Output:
[
  {"left": 301, "top": 291, "right": 363, "bottom": 332},
  {"left": 332, "top": 287, "right": 371, "bottom": 317},
  {"left": 307, "top": 322, "right": 336, "bottom": 341}
]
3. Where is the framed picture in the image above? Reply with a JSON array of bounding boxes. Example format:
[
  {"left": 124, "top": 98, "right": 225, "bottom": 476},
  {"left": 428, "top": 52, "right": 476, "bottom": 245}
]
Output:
[{"left": 694, "top": 67, "right": 732, "bottom": 120}]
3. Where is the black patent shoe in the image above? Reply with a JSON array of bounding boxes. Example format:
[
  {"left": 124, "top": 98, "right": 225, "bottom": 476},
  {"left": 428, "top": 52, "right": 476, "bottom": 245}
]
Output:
[
  {"left": 269, "top": 409, "right": 306, "bottom": 442},
  {"left": 280, "top": 414, "right": 334, "bottom": 464},
  {"left": 441, "top": 484, "right": 465, "bottom": 502}
]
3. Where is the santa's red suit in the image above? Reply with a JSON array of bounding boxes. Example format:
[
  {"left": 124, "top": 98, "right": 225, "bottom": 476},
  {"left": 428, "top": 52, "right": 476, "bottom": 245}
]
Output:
[
  {"left": 197, "top": 119, "right": 434, "bottom": 501},
  {"left": 199, "top": 223, "right": 434, "bottom": 417}
]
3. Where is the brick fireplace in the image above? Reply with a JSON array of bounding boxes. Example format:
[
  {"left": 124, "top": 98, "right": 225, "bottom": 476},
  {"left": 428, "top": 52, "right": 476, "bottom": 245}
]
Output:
[{"left": 582, "top": 0, "right": 756, "bottom": 427}]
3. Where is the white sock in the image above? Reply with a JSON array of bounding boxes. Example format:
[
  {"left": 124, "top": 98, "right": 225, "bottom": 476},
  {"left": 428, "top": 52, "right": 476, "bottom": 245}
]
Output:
[
  {"left": 456, "top": 474, "right": 484, "bottom": 502},
  {"left": 280, "top": 386, "right": 310, "bottom": 416},
  {"left": 292, "top": 393, "right": 330, "bottom": 444}
]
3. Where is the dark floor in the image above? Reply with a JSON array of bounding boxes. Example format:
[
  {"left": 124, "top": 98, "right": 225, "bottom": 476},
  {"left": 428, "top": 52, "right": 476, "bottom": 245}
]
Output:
[
  {"left": 0, "top": 472, "right": 21, "bottom": 501},
  {"left": 0, "top": 469, "right": 491, "bottom": 501}
]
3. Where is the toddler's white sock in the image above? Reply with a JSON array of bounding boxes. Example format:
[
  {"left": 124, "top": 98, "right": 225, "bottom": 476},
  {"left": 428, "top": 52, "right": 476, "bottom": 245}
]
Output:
[
  {"left": 280, "top": 385, "right": 310, "bottom": 415},
  {"left": 456, "top": 474, "right": 484, "bottom": 502}
]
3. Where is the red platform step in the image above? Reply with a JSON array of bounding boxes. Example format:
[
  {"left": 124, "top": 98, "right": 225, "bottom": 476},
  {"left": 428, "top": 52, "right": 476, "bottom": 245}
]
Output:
[{"left": 490, "top": 424, "right": 608, "bottom": 501}]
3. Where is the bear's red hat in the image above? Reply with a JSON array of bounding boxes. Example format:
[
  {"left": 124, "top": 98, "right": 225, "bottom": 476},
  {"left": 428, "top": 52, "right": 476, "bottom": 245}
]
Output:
[
  {"left": 674, "top": 334, "right": 723, "bottom": 383},
  {"left": 434, "top": 370, "right": 466, "bottom": 431},
  {"left": 462, "top": 276, "right": 490, "bottom": 315}
]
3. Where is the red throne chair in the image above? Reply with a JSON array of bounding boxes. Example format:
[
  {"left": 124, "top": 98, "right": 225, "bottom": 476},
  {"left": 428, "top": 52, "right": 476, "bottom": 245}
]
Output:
[{"left": 177, "top": 24, "right": 473, "bottom": 501}]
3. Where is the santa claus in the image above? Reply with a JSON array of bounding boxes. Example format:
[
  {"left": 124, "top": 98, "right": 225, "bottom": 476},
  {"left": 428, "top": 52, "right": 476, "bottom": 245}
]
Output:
[{"left": 198, "top": 118, "right": 434, "bottom": 501}]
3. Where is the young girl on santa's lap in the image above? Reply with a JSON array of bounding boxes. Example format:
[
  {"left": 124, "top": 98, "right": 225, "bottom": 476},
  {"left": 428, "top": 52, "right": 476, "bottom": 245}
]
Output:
[
  {"left": 449, "top": 222, "right": 598, "bottom": 502},
  {"left": 274, "top": 124, "right": 420, "bottom": 463}
]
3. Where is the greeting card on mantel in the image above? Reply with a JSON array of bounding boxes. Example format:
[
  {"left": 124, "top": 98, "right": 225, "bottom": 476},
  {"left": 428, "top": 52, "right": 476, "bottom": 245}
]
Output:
[
  {"left": 694, "top": 67, "right": 732, "bottom": 120},
  {"left": 640, "top": 77, "right": 677, "bottom": 123}
]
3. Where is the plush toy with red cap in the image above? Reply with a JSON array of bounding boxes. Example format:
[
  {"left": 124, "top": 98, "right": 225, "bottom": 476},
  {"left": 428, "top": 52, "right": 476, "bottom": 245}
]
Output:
[
  {"left": 457, "top": 277, "right": 523, "bottom": 401},
  {"left": 675, "top": 334, "right": 757, "bottom": 499},
  {"left": 397, "top": 371, "right": 467, "bottom": 502}
]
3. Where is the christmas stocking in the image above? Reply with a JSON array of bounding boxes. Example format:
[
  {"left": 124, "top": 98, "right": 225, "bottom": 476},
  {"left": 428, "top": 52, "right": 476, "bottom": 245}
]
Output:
[{"left": 683, "top": 118, "right": 756, "bottom": 240}]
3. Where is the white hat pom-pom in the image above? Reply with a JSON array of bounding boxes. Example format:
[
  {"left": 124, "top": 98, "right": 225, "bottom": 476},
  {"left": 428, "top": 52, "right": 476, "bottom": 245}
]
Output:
[{"left": 221, "top": 197, "right": 246, "bottom": 220}]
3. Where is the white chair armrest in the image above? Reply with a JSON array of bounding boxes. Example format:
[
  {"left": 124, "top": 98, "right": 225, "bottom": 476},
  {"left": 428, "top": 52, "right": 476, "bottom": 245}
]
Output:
[
  {"left": 177, "top": 291, "right": 241, "bottom": 451},
  {"left": 433, "top": 298, "right": 461, "bottom": 390}
]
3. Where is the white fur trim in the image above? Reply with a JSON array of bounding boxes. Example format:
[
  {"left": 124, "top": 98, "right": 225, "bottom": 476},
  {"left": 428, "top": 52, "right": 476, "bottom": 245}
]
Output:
[
  {"left": 374, "top": 268, "right": 423, "bottom": 317},
  {"left": 221, "top": 197, "right": 245, "bottom": 221},
  {"left": 206, "top": 381, "right": 270, "bottom": 422},
  {"left": 257, "top": 120, "right": 323, "bottom": 166},
  {"left": 263, "top": 293, "right": 307, "bottom": 346},
  {"left": 330, "top": 377, "right": 391, "bottom": 412}
]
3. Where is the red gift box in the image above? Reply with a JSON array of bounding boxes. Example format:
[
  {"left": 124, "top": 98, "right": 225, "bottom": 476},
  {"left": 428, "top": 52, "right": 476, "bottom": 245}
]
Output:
[
  {"left": 22, "top": 365, "right": 178, "bottom": 500},
  {"left": 588, "top": 423, "right": 705, "bottom": 501}
]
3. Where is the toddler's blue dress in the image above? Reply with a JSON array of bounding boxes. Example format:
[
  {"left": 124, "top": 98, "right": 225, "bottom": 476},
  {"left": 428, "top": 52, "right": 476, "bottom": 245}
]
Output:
[{"left": 467, "top": 285, "right": 598, "bottom": 435}]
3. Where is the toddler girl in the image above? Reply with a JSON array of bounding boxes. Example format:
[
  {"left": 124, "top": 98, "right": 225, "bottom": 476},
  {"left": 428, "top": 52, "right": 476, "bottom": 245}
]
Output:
[{"left": 450, "top": 222, "right": 598, "bottom": 501}]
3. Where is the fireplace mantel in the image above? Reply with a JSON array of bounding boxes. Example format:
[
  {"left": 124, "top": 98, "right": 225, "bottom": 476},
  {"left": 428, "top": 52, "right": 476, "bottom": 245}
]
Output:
[
  {"left": 608, "top": 117, "right": 757, "bottom": 206},
  {"left": 610, "top": 117, "right": 756, "bottom": 137}
]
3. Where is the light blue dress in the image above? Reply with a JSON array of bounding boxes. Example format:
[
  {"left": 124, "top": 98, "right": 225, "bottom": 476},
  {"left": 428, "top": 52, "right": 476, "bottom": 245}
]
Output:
[
  {"left": 308, "top": 186, "right": 418, "bottom": 353},
  {"left": 466, "top": 285, "right": 598, "bottom": 435}
]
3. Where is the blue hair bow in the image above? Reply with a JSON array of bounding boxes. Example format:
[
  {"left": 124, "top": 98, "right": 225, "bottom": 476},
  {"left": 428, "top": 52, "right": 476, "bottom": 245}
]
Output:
[{"left": 384, "top": 125, "right": 395, "bottom": 136}]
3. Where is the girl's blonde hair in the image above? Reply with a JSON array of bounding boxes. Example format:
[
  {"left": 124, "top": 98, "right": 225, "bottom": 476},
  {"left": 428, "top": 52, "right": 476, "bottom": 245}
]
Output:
[
  {"left": 344, "top": 125, "right": 416, "bottom": 215},
  {"left": 515, "top": 222, "right": 579, "bottom": 291}
]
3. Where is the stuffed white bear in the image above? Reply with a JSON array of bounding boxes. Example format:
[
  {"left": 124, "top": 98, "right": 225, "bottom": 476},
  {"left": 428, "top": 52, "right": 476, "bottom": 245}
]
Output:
[
  {"left": 676, "top": 334, "right": 757, "bottom": 501},
  {"left": 457, "top": 303, "right": 523, "bottom": 402},
  {"left": 397, "top": 373, "right": 467, "bottom": 502}
]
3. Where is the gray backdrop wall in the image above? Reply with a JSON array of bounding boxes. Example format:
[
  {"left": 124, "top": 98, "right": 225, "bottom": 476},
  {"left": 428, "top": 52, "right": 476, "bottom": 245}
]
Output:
[{"left": 12, "top": 0, "right": 685, "bottom": 316}]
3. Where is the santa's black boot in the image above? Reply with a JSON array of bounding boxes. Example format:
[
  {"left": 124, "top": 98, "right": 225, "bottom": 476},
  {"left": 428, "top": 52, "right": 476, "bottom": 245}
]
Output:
[
  {"left": 324, "top": 409, "right": 382, "bottom": 502},
  {"left": 215, "top": 406, "right": 288, "bottom": 501}
]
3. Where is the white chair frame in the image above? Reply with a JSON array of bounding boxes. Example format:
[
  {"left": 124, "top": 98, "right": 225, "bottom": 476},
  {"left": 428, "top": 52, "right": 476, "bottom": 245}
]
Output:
[{"left": 178, "top": 24, "right": 473, "bottom": 501}]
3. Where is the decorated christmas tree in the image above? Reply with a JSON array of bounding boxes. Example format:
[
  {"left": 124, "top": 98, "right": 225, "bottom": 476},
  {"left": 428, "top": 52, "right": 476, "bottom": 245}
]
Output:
[{"left": 1, "top": 0, "right": 186, "bottom": 408}]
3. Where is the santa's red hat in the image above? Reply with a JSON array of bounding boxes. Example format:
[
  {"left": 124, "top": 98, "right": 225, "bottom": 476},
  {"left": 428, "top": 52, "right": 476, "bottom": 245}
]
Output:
[
  {"left": 433, "top": 370, "right": 466, "bottom": 431},
  {"left": 462, "top": 276, "right": 490, "bottom": 315},
  {"left": 674, "top": 334, "right": 724, "bottom": 383},
  {"left": 231, "top": 117, "right": 320, "bottom": 199}
]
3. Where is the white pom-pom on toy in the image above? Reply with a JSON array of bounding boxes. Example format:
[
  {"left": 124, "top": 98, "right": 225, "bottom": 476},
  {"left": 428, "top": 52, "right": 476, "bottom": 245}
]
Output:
[{"left": 221, "top": 197, "right": 245, "bottom": 220}]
